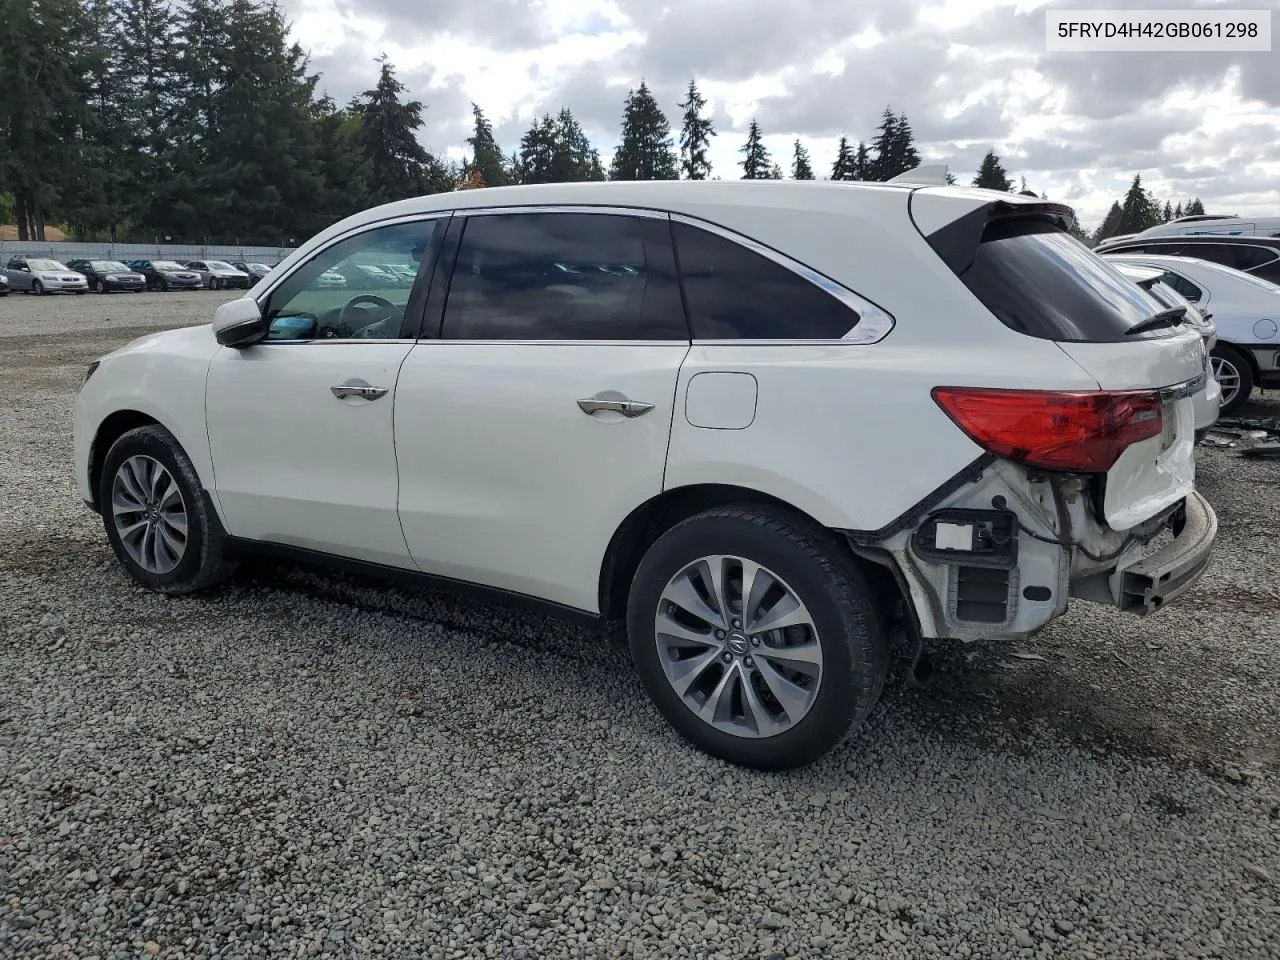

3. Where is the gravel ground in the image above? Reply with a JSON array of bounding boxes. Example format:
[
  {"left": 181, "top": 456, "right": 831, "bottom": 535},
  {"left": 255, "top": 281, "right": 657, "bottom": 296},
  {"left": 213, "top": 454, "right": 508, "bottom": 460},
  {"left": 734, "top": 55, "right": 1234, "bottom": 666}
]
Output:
[{"left": 2, "top": 290, "right": 1278, "bottom": 959}]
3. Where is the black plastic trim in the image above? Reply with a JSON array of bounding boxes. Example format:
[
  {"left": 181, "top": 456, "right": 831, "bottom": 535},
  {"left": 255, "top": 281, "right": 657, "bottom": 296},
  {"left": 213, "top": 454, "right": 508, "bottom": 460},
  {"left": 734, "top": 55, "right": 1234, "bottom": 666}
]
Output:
[
  {"left": 844, "top": 453, "right": 995, "bottom": 544},
  {"left": 423, "top": 216, "right": 466, "bottom": 339},
  {"left": 224, "top": 537, "right": 603, "bottom": 629}
]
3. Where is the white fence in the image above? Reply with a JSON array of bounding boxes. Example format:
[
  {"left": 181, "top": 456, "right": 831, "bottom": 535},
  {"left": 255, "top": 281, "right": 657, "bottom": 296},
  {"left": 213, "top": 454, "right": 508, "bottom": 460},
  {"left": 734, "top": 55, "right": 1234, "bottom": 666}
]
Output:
[{"left": 0, "top": 241, "right": 298, "bottom": 265}]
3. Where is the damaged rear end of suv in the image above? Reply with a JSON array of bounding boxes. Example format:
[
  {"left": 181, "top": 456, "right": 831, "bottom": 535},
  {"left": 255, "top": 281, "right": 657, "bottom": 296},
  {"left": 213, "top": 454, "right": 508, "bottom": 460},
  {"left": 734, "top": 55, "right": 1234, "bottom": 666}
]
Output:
[{"left": 850, "top": 187, "right": 1216, "bottom": 655}]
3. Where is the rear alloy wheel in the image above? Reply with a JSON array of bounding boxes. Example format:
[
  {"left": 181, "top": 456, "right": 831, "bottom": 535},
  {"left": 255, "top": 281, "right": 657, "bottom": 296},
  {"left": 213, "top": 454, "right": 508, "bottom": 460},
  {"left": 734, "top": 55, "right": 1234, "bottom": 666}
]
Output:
[
  {"left": 1211, "top": 344, "right": 1254, "bottom": 415},
  {"left": 627, "top": 505, "right": 888, "bottom": 769},
  {"left": 99, "top": 425, "right": 237, "bottom": 593},
  {"left": 31, "top": 280, "right": 43, "bottom": 296}
]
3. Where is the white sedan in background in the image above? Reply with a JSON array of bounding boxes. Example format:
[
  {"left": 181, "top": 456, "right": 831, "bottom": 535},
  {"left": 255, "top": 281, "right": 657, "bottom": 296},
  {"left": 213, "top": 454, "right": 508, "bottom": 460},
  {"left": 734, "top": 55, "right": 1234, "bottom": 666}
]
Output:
[
  {"left": 1113, "top": 261, "right": 1221, "bottom": 435},
  {"left": 1103, "top": 253, "right": 1280, "bottom": 414}
]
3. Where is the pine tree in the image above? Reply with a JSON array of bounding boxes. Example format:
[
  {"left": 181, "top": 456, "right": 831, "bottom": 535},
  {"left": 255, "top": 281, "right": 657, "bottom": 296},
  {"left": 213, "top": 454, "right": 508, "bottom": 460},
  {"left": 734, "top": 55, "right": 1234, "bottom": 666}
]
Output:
[
  {"left": 791, "top": 140, "right": 813, "bottom": 180},
  {"left": 945, "top": 171, "right": 957, "bottom": 185},
  {"left": 768, "top": 162, "right": 783, "bottom": 180},
  {"left": 677, "top": 79, "right": 714, "bottom": 180},
  {"left": 1173, "top": 201, "right": 1184, "bottom": 219},
  {"left": 313, "top": 97, "right": 370, "bottom": 224},
  {"left": 355, "top": 56, "right": 443, "bottom": 206},
  {"left": 610, "top": 81, "right": 678, "bottom": 181},
  {"left": 868, "top": 108, "right": 921, "bottom": 181},
  {"left": 853, "top": 141, "right": 870, "bottom": 180},
  {"left": 518, "top": 110, "right": 604, "bottom": 184},
  {"left": 972, "top": 149, "right": 1013, "bottom": 191},
  {"left": 1186, "top": 198, "right": 1205, "bottom": 216},
  {"left": 830, "top": 136, "right": 853, "bottom": 180},
  {"left": 0, "top": 0, "right": 86, "bottom": 240},
  {"left": 466, "top": 104, "right": 507, "bottom": 187},
  {"left": 1093, "top": 201, "right": 1123, "bottom": 244},
  {"left": 739, "top": 119, "right": 772, "bottom": 179},
  {"left": 1115, "top": 174, "right": 1163, "bottom": 236}
]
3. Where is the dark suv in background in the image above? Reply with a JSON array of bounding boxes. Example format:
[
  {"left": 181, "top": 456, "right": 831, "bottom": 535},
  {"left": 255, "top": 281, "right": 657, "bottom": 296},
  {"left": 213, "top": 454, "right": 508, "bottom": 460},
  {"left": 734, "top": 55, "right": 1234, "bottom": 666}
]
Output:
[{"left": 1094, "top": 235, "right": 1280, "bottom": 285}]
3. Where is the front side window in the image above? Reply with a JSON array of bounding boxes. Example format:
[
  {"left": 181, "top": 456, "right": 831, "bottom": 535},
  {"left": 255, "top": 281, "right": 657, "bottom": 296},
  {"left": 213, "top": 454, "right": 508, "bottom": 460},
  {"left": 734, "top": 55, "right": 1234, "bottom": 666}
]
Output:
[
  {"left": 263, "top": 218, "right": 441, "bottom": 341},
  {"left": 671, "top": 221, "right": 863, "bottom": 340},
  {"left": 441, "top": 212, "right": 686, "bottom": 340}
]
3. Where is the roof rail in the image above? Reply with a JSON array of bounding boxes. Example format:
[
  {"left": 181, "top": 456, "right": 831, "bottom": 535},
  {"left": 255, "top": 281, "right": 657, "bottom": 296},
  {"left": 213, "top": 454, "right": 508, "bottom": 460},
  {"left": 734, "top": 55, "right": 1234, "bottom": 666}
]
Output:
[{"left": 1169, "top": 214, "right": 1236, "bottom": 223}]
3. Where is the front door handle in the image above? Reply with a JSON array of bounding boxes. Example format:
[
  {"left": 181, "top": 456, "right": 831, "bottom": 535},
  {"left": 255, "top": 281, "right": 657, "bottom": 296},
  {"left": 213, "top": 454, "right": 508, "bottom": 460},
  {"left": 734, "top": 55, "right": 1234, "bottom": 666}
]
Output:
[
  {"left": 577, "top": 396, "right": 655, "bottom": 418},
  {"left": 331, "top": 379, "right": 389, "bottom": 402}
]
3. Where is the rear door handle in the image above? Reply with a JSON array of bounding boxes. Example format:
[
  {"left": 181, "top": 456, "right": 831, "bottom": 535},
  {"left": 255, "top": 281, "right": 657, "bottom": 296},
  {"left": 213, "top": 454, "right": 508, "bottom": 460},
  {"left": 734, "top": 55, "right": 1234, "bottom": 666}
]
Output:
[
  {"left": 331, "top": 379, "right": 389, "bottom": 402},
  {"left": 576, "top": 396, "right": 655, "bottom": 418}
]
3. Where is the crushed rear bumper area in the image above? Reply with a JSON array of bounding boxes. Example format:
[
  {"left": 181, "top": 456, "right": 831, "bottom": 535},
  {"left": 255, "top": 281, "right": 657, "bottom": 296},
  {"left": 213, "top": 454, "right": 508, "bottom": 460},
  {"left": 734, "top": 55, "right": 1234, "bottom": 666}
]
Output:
[{"left": 1115, "top": 490, "right": 1217, "bottom": 615}]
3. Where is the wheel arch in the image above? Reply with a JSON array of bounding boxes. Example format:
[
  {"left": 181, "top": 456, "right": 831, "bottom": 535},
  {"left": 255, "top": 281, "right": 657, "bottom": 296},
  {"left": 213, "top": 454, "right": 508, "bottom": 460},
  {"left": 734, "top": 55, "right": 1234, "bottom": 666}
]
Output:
[
  {"left": 1213, "top": 339, "right": 1262, "bottom": 380},
  {"left": 88, "top": 410, "right": 163, "bottom": 511},
  {"left": 596, "top": 483, "right": 904, "bottom": 624}
]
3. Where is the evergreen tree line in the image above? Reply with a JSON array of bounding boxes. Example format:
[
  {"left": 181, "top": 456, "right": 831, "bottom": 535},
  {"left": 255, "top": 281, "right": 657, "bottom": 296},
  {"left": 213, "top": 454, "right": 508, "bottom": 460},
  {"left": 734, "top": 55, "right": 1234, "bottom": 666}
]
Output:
[
  {"left": 1089, "top": 174, "right": 1206, "bottom": 246},
  {"left": 0, "top": 1, "right": 1208, "bottom": 244}
]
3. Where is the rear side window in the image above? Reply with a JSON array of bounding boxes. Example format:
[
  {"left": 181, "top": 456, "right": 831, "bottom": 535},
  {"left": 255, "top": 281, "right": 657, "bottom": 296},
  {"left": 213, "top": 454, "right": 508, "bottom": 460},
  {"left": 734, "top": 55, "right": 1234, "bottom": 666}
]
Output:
[
  {"left": 958, "top": 219, "right": 1170, "bottom": 342},
  {"left": 442, "top": 212, "right": 687, "bottom": 341},
  {"left": 671, "top": 221, "right": 861, "bottom": 340},
  {"left": 1156, "top": 271, "right": 1204, "bottom": 303}
]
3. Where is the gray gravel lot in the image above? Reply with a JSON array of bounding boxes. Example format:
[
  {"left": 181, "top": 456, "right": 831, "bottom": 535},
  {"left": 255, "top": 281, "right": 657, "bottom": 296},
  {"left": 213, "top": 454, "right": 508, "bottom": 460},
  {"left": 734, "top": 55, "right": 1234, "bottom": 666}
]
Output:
[{"left": 2, "top": 290, "right": 1278, "bottom": 959}]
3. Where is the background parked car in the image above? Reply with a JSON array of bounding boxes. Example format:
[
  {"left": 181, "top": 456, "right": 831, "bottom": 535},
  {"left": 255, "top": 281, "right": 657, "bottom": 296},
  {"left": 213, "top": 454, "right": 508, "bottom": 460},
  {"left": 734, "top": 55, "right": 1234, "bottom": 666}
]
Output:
[
  {"left": 1096, "top": 234, "right": 1280, "bottom": 285},
  {"left": 230, "top": 261, "right": 273, "bottom": 281},
  {"left": 66, "top": 259, "right": 147, "bottom": 294},
  {"left": 1103, "top": 252, "right": 1280, "bottom": 414},
  {"left": 0, "top": 270, "right": 8, "bottom": 296},
  {"left": 1114, "top": 261, "right": 1220, "bottom": 435},
  {"left": 314, "top": 268, "right": 347, "bottom": 289},
  {"left": 128, "top": 260, "right": 203, "bottom": 291},
  {"left": 184, "top": 260, "right": 251, "bottom": 290},
  {"left": 4, "top": 256, "right": 89, "bottom": 295},
  {"left": 333, "top": 262, "right": 398, "bottom": 289}
]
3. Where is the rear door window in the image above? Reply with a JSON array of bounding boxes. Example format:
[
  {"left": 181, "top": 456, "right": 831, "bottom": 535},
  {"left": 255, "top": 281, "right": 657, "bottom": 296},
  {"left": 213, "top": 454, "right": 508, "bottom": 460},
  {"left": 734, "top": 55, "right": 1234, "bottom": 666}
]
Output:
[
  {"left": 1156, "top": 270, "right": 1204, "bottom": 303},
  {"left": 957, "top": 219, "right": 1172, "bottom": 342}
]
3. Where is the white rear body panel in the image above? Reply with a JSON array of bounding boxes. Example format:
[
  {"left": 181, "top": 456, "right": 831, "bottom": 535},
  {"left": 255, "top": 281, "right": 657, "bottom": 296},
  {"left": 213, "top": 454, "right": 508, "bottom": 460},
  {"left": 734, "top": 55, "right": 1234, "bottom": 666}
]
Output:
[{"left": 1056, "top": 328, "right": 1205, "bottom": 529}]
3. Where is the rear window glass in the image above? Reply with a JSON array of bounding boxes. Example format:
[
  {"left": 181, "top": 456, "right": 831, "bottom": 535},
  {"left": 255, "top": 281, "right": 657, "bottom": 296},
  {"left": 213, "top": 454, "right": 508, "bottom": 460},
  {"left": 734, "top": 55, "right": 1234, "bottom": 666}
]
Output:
[{"left": 958, "top": 220, "right": 1172, "bottom": 342}]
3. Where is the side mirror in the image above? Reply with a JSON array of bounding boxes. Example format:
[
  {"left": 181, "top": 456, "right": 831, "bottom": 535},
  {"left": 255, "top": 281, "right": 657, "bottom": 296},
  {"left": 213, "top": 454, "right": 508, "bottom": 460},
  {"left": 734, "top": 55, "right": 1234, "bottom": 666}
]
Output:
[{"left": 212, "top": 297, "right": 267, "bottom": 347}]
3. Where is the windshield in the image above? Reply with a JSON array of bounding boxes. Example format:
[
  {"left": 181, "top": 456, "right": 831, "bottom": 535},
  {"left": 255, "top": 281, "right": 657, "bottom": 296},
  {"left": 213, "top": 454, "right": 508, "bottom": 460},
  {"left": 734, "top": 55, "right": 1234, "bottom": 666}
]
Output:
[
  {"left": 207, "top": 260, "right": 235, "bottom": 270},
  {"left": 957, "top": 220, "right": 1172, "bottom": 342},
  {"left": 248, "top": 263, "right": 269, "bottom": 270},
  {"left": 152, "top": 261, "right": 185, "bottom": 270},
  {"left": 93, "top": 261, "right": 129, "bottom": 272},
  {"left": 30, "top": 259, "right": 68, "bottom": 272}
]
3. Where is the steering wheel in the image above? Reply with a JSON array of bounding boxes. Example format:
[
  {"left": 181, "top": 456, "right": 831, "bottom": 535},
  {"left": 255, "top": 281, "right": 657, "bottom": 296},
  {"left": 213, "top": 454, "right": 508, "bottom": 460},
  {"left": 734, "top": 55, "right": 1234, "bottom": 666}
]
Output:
[{"left": 335, "top": 294, "right": 404, "bottom": 338}]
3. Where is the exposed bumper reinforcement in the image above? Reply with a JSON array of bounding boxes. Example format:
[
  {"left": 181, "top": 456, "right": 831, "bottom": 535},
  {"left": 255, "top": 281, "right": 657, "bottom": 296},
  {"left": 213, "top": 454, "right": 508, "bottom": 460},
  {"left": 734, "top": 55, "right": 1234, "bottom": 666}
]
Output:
[{"left": 1116, "top": 491, "right": 1217, "bottom": 615}]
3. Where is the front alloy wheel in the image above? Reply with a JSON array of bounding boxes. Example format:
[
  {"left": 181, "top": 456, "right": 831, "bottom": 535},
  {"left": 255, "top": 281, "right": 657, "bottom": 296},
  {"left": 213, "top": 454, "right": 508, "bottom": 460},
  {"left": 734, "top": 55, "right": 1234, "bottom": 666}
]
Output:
[{"left": 110, "top": 455, "right": 188, "bottom": 574}]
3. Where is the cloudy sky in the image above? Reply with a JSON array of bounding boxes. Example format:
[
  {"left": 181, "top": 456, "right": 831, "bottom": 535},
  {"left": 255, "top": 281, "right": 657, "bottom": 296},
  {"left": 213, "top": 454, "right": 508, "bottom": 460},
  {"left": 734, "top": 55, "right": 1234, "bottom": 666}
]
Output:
[{"left": 280, "top": 0, "right": 1278, "bottom": 229}]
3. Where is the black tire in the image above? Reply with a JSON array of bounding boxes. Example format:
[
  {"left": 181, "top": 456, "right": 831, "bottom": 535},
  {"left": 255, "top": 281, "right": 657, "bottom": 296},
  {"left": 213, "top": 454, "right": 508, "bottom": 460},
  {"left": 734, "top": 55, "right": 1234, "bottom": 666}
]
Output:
[
  {"left": 1212, "top": 344, "right": 1254, "bottom": 415},
  {"left": 160, "top": 278, "right": 169, "bottom": 292},
  {"left": 97, "top": 280, "right": 108, "bottom": 294},
  {"left": 31, "top": 280, "right": 43, "bottom": 296},
  {"left": 626, "top": 504, "right": 888, "bottom": 770},
  {"left": 99, "top": 425, "right": 238, "bottom": 594}
]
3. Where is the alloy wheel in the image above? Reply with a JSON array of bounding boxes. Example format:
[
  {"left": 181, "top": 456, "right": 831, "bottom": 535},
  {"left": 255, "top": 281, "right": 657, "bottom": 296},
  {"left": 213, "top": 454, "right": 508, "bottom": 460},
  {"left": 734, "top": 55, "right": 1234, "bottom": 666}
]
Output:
[
  {"left": 654, "top": 555, "right": 823, "bottom": 739},
  {"left": 111, "top": 455, "right": 188, "bottom": 574},
  {"left": 1211, "top": 355, "right": 1241, "bottom": 409}
]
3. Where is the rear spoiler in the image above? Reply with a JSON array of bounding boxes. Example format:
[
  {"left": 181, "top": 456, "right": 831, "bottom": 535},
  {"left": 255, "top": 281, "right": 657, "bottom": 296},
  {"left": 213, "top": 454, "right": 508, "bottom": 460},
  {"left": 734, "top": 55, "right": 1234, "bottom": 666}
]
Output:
[{"left": 914, "top": 193, "right": 1079, "bottom": 276}]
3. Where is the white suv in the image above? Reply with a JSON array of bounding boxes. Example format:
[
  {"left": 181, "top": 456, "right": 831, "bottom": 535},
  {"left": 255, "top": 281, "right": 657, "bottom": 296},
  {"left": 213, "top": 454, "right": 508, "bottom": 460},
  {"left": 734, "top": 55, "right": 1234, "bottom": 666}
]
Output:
[{"left": 73, "top": 181, "right": 1218, "bottom": 769}]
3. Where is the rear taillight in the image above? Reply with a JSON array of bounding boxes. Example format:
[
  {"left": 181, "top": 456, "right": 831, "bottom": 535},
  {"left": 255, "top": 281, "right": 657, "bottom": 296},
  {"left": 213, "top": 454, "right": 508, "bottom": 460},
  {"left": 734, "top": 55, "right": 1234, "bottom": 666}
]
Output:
[{"left": 932, "top": 387, "right": 1163, "bottom": 473}]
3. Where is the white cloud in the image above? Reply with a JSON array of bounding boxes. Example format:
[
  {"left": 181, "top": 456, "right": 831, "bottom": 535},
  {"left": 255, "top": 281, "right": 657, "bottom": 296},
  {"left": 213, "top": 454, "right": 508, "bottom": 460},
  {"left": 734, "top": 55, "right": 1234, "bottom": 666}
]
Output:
[{"left": 280, "top": 0, "right": 1280, "bottom": 229}]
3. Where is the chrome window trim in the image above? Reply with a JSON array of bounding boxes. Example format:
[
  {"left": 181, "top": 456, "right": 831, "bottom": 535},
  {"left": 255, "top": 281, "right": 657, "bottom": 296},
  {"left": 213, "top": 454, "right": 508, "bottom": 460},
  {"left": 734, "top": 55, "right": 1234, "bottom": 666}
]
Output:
[
  {"left": 251, "top": 211, "right": 453, "bottom": 309},
  {"left": 668, "top": 213, "right": 895, "bottom": 345},
  {"left": 456, "top": 204, "right": 670, "bottom": 220}
]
